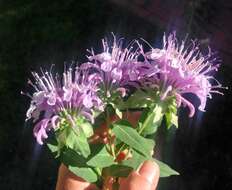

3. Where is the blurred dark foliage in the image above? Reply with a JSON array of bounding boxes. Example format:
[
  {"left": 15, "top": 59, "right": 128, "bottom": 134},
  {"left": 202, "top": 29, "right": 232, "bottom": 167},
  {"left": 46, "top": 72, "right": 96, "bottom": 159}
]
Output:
[{"left": 0, "top": 0, "right": 231, "bottom": 189}]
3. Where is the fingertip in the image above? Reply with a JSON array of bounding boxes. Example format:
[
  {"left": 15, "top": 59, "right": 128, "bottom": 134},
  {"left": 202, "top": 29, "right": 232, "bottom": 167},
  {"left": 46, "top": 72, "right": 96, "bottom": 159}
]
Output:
[
  {"left": 119, "top": 172, "right": 151, "bottom": 190},
  {"left": 119, "top": 161, "right": 160, "bottom": 190},
  {"left": 138, "top": 160, "right": 160, "bottom": 188},
  {"left": 138, "top": 160, "right": 160, "bottom": 177}
]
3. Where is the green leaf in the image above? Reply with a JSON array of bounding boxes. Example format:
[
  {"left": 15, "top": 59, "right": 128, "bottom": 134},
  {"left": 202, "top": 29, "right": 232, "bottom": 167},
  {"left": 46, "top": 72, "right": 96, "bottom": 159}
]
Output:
[
  {"left": 55, "top": 129, "right": 67, "bottom": 156},
  {"left": 103, "top": 165, "right": 133, "bottom": 177},
  {"left": 80, "top": 122, "right": 94, "bottom": 138},
  {"left": 170, "top": 113, "right": 178, "bottom": 127},
  {"left": 69, "top": 166, "right": 98, "bottom": 183},
  {"left": 66, "top": 126, "right": 90, "bottom": 158},
  {"left": 61, "top": 148, "right": 87, "bottom": 167},
  {"left": 165, "top": 112, "right": 178, "bottom": 129},
  {"left": 122, "top": 149, "right": 179, "bottom": 178},
  {"left": 47, "top": 142, "right": 58, "bottom": 153},
  {"left": 162, "top": 96, "right": 178, "bottom": 128},
  {"left": 122, "top": 150, "right": 147, "bottom": 170},
  {"left": 138, "top": 105, "right": 163, "bottom": 136},
  {"left": 123, "top": 150, "right": 179, "bottom": 178},
  {"left": 60, "top": 148, "right": 98, "bottom": 182},
  {"left": 76, "top": 117, "right": 93, "bottom": 138},
  {"left": 47, "top": 135, "right": 59, "bottom": 157},
  {"left": 87, "top": 146, "right": 115, "bottom": 168},
  {"left": 112, "top": 120, "right": 155, "bottom": 157},
  {"left": 153, "top": 158, "right": 179, "bottom": 177}
]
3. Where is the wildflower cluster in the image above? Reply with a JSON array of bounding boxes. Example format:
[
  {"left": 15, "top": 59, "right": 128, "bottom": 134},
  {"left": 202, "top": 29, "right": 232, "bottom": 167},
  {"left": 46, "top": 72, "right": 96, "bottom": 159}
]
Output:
[
  {"left": 24, "top": 67, "right": 104, "bottom": 144},
  {"left": 23, "top": 32, "right": 224, "bottom": 187}
]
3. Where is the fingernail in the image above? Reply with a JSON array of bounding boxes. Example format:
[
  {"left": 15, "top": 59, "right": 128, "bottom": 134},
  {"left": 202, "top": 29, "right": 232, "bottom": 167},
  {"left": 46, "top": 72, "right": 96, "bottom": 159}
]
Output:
[
  {"left": 137, "top": 160, "right": 159, "bottom": 185},
  {"left": 136, "top": 163, "right": 143, "bottom": 172}
]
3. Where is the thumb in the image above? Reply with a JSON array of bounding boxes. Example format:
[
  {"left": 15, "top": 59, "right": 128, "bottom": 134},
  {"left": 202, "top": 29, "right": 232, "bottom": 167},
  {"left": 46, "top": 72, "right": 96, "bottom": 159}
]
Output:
[{"left": 119, "top": 161, "right": 160, "bottom": 190}]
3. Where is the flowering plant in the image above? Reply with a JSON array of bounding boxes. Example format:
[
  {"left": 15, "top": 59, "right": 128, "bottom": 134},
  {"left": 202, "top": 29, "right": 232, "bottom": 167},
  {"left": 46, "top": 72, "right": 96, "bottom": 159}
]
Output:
[{"left": 23, "top": 32, "right": 225, "bottom": 189}]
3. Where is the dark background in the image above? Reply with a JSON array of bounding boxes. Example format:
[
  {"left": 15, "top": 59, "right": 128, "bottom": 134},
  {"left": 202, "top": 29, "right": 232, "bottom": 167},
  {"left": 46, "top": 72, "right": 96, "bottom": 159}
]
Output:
[{"left": 0, "top": 0, "right": 232, "bottom": 189}]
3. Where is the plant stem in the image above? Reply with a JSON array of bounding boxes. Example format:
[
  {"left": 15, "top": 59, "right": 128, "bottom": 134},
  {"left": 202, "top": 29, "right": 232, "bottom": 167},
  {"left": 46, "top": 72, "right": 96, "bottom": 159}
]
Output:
[{"left": 106, "top": 106, "right": 116, "bottom": 159}]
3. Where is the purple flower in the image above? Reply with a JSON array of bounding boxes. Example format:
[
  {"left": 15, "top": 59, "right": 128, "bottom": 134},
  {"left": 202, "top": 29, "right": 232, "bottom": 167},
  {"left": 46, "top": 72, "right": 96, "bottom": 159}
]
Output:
[
  {"left": 23, "top": 33, "right": 226, "bottom": 146},
  {"left": 24, "top": 66, "right": 103, "bottom": 144},
  {"left": 82, "top": 35, "right": 150, "bottom": 99},
  {"left": 145, "top": 32, "right": 226, "bottom": 117}
]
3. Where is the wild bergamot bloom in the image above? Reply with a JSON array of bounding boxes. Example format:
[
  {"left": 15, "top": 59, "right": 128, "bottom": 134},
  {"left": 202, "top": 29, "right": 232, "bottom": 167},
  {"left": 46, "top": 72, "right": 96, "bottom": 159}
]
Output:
[
  {"left": 23, "top": 66, "right": 103, "bottom": 144},
  {"left": 81, "top": 35, "right": 151, "bottom": 102},
  {"left": 144, "top": 32, "right": 226, "bottom": 117}
]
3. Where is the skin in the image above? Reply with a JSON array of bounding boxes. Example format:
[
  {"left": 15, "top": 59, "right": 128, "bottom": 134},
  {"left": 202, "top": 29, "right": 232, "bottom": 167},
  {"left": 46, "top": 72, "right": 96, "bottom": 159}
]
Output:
[{"left": 56, "top": 111, "right": 160, "bottom": 190}]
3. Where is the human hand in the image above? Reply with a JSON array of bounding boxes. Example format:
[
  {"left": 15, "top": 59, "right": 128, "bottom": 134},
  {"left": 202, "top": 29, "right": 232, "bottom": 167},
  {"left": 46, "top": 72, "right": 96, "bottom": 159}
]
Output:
[
  {"left": 55, "top": 111, "right": 159, "bottom": 190},
  {"left": 55, "top": 160, "right": 159, "bottom": 190},
  {"left": 119, "top": 160, "right": 160, "bottom": 190}
]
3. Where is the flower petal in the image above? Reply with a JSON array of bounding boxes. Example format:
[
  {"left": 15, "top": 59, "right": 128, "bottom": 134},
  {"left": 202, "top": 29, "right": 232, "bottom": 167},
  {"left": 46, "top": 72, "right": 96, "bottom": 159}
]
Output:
[
  {"left": 47, "top": 92, "right": 57, "bottom": 105},
  {"left": 33, "top": 119, "right": 50, "bottom": 145}
]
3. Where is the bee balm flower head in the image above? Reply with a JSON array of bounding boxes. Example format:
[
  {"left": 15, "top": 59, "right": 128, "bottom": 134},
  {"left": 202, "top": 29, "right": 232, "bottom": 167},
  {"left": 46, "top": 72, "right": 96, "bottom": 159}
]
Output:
[
  {"left": 81, "top": 34, "right": 151, "bottom": 99},
  {"left": 23, "top": 66, "right": 103, "bottom": 144},
  {"left": 145, "top": 32, "right": 226, "bottom": 117}
]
